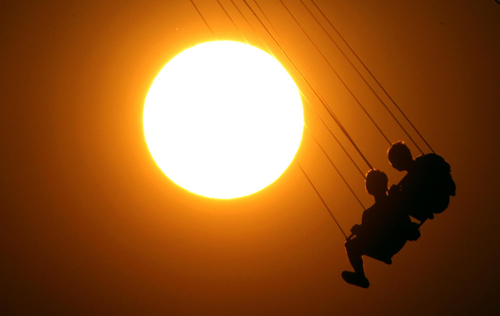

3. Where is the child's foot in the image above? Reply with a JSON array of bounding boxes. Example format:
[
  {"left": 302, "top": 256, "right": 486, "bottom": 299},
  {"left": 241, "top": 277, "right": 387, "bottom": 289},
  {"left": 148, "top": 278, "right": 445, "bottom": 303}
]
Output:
[{"left": 341, "top": 271, "right": 370, "bottom": 288}]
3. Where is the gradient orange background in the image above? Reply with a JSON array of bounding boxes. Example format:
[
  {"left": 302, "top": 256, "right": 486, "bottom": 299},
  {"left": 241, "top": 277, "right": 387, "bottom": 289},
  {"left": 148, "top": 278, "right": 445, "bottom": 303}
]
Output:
[{"left": 2, "top": 0, "right": 499, "bottom": 314}]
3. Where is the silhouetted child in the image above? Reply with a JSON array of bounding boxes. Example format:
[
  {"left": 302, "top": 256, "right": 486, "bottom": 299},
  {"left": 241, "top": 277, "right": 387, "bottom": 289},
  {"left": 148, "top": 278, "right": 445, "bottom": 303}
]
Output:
[
  {"left": 387, "top": 141, "right": 456, "bottom": 222},
  {"left": 342, "top": 169, "right": 412, "bottom": 288}
]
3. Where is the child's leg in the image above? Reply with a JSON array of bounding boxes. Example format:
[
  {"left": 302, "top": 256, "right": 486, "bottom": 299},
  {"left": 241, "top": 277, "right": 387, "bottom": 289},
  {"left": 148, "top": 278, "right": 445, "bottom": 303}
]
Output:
[{"left": 345, "top": 238, "right": 365, "bottom": 277}]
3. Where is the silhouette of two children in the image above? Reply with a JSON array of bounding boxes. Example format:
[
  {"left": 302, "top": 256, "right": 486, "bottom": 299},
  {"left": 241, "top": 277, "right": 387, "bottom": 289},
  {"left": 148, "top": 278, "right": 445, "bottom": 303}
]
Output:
[{"left": 342, "top": 141, "right": 455, "bottom": 288}]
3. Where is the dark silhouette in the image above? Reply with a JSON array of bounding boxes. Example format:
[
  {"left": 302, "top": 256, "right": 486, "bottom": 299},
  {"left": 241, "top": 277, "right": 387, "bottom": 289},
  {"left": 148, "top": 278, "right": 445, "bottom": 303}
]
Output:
[
  {"left": 388, "top": 141, "right": 456, "bottom": 222},
  {"left": 342, "top": 169, "right": 417, "bottom": 288}
]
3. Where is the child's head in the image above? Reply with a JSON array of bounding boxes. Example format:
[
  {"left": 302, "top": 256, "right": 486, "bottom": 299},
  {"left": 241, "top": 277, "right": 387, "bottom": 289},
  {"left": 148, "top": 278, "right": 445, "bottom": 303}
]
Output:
[
  {"left": 365, "top": 169, "right": 388, "bottom": 196},
  {"left": 388, "top": 141, "right": 413, "bottom": 171}
]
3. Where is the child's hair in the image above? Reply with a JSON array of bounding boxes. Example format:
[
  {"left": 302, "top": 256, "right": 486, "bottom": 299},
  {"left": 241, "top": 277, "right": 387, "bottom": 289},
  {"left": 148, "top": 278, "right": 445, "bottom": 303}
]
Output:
[{"left": 365, "top": 169, "right": 388, "bottom": 195}]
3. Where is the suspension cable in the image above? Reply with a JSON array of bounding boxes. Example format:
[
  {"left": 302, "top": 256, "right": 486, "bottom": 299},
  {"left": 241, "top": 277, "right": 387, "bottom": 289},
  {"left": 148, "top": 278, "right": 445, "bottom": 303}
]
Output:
[
  {"left": 301, "top": 91, "right": 366, "bottom": 179},
  {"left": 279, "top": 0, "right": 391, "bottom": 145},
  {"left": 310, "top": 0, "right": 434, "bottom": 153},
  {"left": 230, "top": 0, "right": 278, "bottom": 58},
  {"left": 297, "top": 162, "right": 348, "bottom": 239},
  {"left": 244, "top": 0, "right": 373, "bottom": 170},
  {"left": 299, "top": 0, "right": 423, "bottom": 155},
  {"left": 305, "top": 124, "right": 366, "bottom": 210},
  {"left": 216, "top": 0, "right": 249, "bottom": 44},
  {"left": 189, "top": 0, "right": 218, "bottom": 40},
  {"left": 221, "top": 0, "right": 366, "bottom": 179},
  {"left": 204, "top": 0, "right": 367, "bottom": 183},
  {"left": 201, "top": 1, "right": 363, "bottom": 238}
]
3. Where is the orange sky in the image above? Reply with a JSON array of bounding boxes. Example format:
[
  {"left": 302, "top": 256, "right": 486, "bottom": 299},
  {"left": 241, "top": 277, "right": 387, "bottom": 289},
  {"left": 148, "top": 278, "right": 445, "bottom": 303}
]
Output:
[{"left": 2, "top": 0, "right": 499, "bottom": 314}]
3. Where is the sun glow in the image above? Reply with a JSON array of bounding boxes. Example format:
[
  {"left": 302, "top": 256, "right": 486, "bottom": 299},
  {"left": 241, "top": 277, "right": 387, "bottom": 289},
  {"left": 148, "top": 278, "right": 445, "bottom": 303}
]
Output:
[{"left": 144, "top": 41, "right": 304, "bottom": 199}]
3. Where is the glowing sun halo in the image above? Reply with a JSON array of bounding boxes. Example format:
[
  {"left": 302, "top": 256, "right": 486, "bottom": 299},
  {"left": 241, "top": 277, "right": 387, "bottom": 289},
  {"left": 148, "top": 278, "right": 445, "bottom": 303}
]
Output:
[{"left": 144, "top": 41, "right": 304, "bottom": 199}]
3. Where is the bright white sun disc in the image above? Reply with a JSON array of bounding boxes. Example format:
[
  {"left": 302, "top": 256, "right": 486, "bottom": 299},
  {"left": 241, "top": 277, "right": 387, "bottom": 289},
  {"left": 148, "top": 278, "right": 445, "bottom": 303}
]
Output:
[{"left": 144, "top": 41, "right": 304, "bottom": 199}]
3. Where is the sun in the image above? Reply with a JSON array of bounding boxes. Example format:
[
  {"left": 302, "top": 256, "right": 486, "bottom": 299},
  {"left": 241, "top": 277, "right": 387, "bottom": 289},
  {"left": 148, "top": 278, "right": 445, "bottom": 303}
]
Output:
[{"left": 144, "top": 41, "right": 304, "bottom": 199}]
